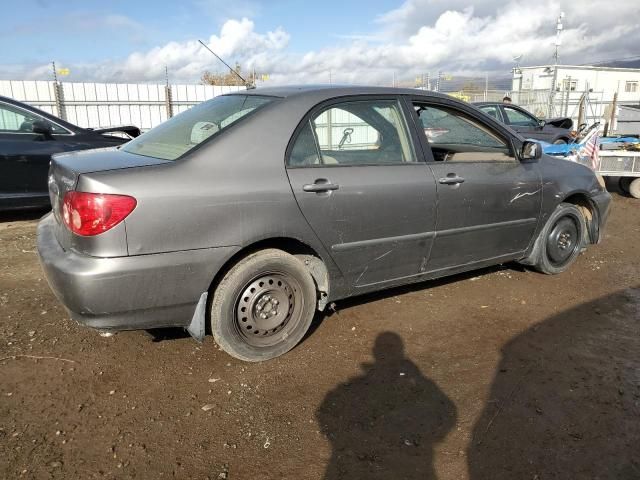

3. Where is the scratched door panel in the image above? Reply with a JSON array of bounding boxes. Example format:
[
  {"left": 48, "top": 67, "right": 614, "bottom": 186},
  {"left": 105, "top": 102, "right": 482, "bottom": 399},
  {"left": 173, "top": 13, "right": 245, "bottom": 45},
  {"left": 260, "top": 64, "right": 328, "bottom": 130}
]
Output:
[
  {"left": 287, "top": 164, "right": 437, "bottom": 288},
  {"left": 427, "top": 160, "right": 541, "bottom": 271}
]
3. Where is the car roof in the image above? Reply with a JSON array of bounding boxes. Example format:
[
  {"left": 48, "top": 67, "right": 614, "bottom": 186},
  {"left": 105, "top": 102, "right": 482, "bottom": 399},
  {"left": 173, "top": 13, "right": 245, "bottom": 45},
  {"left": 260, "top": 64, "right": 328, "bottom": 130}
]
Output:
[{"left": 230, "top": 84, "right": 453, "bottom": 101}]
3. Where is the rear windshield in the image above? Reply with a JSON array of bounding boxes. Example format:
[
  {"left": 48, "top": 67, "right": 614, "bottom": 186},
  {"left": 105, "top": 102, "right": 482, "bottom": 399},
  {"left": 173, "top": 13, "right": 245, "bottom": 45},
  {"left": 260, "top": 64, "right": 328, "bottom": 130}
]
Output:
[{"left": 122, "top": 94, "right": 275, "bottom": 160}]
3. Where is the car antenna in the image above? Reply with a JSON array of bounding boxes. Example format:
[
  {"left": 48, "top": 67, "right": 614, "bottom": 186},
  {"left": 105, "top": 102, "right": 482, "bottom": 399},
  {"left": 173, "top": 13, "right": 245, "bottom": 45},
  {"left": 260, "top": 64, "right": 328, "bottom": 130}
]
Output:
[{"left": 198, "top": 40, "right": 255, "bottom": 89}]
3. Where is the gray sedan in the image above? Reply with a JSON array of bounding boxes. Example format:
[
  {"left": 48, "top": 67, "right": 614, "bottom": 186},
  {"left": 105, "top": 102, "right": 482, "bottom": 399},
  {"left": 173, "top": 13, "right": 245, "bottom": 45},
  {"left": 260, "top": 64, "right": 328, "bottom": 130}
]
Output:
[{"left": 37, "top": 86, "right": 611, "bottom": 361}]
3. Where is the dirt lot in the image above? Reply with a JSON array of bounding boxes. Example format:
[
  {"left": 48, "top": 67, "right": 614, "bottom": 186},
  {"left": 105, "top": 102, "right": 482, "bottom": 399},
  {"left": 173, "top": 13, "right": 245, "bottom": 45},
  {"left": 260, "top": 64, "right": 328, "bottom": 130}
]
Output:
[{"left": 1, "top": 190, "right": 639, "bottom": 480}]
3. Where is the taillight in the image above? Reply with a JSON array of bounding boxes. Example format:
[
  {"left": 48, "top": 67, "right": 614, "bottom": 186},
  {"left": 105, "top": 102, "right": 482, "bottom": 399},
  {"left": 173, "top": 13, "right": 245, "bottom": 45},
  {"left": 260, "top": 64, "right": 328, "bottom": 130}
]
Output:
[{"left": 62, "top": 192, "right": 136, "bottom": 236}]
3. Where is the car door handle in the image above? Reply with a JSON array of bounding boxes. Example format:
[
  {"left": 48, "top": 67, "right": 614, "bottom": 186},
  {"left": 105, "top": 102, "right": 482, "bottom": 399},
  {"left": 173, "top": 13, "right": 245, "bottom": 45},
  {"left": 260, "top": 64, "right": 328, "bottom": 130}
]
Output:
[
  {"left": 303, "top": 180, "right": 340, "bottom": 193},
  {"left": 438, "top": 175, "right": 465, "bottom": 185}
]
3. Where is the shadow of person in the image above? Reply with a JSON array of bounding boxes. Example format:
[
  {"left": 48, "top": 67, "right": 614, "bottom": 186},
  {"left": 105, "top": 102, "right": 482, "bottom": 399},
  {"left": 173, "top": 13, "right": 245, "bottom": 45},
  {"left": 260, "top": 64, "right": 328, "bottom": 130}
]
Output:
[
  {"left": 317, "top": 332, "right": 457, "bottom": 480},
  {"left": 468, "top": 287, "right": 640, "bottom": 479}
]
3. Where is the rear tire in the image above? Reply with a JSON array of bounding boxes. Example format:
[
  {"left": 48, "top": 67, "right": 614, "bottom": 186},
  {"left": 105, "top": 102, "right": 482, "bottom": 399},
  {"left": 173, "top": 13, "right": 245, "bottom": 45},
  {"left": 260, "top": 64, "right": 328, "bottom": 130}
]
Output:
[
  {"left": 619, "top": 177, "right": 633, "bottom": 194},
  {"left": 210, "top": 249, "right": 318, "bottom": 362},
  {"left": 627, "top": 178, "right": 640, "bottom": 199},
  {"left": 530, "top": 203, "right": 586, "bottom": 275}
]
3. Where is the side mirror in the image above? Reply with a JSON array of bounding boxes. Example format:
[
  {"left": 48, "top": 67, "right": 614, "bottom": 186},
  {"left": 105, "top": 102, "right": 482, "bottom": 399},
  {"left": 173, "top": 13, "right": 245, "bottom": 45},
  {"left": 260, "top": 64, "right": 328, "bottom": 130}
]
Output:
[
  {"left": 521, "top": 140, "right": 542, "bottom": 161},
  {"left": 32, "top": 120, "right": 53, "bottom": 139},
  {"left": 537, "top": 119, "right": 546, "bottom": 129}
]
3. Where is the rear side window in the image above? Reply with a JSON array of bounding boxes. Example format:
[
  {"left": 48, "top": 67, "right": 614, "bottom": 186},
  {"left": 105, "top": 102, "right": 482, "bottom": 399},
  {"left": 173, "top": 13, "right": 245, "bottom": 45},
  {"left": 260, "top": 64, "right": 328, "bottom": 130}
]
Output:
[
  {"left": 122, "top": 94, "right": 275, "bottom": 161},
  {"left": 288, "top": 99, "right": 416, "bottom": 167}
]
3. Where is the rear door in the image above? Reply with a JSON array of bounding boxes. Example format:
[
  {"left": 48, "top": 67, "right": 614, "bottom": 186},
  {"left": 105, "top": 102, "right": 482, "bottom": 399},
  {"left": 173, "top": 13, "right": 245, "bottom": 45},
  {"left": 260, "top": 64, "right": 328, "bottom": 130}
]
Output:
[
  {"left": 286, "top": 97, "right": 437, "bottom": 289},
  {"left": 412, "top": 99, "right": 541, "bottom": 272}
]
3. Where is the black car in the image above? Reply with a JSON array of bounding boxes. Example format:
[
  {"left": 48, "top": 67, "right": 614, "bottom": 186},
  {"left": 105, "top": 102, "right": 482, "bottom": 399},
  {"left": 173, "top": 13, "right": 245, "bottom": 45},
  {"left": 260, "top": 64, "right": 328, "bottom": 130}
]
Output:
[
  {"left": 473, "top": 102, "right": 573, "bottom": 144},
  {"left": 0, "top": 96, "right": 140, "bottom": 211}
]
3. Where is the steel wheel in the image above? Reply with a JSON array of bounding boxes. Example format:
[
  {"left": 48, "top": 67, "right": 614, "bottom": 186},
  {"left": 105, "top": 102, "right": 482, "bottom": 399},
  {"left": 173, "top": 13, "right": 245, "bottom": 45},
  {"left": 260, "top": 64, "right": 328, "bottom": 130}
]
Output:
[
  {"left": 233, "top": 273, "right": 304, "bottom": 347},
  {"left": 210, "top": 249, "right": 318, "bottom": 361},
  {"left": 546, "top": 216, "right": 580, "bottom": 267}
]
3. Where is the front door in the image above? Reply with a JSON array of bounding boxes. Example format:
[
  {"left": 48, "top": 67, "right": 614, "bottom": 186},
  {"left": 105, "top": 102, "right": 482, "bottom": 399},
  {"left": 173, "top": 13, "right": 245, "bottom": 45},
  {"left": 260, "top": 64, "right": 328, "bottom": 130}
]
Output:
[
  {"left": 500, "top": 105, "right": 552, "bottom": 142},
  {"left": 287, "top": 97, "right": 437, "bottom": 288},
  {"left": 413, "top": 101, "right": 542, "bottom": 272}
]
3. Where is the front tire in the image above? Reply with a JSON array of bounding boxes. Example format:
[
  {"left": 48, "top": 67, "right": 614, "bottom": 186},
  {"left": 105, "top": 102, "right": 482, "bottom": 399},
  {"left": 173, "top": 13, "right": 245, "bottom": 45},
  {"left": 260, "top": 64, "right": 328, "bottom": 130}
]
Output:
[
  {"left": 530, "top": 203, "right": 586, "bottom": 275},
  {"left": 210, "top": 249, "right": 318, "bottom": 362}
]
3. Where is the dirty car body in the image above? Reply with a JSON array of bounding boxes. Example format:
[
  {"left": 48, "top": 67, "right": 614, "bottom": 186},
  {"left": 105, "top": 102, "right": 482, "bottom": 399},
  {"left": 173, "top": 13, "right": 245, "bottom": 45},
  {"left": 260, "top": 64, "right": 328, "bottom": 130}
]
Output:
[
  {"left": 0, "top": 95, "right": 140, "bottom": 211},
  {"left": 37, "top": 86, "right": 611, "bottom": 361}
]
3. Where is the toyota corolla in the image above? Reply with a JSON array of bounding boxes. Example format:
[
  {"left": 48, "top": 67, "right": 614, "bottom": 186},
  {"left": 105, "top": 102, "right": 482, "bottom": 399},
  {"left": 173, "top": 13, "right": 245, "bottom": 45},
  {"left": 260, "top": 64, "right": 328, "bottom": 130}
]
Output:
[{"left": 37, "top": 86, "right": 611, "bottom": 361}]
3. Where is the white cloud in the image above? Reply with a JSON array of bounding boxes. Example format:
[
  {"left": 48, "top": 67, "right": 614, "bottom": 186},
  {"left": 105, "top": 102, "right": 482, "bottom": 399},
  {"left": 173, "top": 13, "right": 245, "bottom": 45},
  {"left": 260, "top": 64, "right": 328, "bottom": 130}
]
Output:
[{"left": 4, "top": 1, "right": 640, "bottom": 85}]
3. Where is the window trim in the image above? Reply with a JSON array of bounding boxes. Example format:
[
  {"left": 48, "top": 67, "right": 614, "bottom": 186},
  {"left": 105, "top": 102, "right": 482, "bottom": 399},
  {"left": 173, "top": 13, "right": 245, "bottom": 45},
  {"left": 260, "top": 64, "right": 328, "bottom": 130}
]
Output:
[
  {"left": 408, "top": 98, "right": 518, "bottom": 165},
  {"left": 285, "top": 95, "right": 423, "bottom": 169},
  {"left": 0, "top": 101, "right": 74, "bottom": 136}
]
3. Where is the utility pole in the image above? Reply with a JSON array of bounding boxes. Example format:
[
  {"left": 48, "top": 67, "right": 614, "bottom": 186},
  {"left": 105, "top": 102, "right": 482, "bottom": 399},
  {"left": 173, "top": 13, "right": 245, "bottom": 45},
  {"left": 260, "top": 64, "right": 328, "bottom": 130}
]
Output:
[
  {"left": 549, "top": 12, "right": 564, "bottom": 117},
  {"left": 553, "top": 12, "right": 564, "bottom": 64}
]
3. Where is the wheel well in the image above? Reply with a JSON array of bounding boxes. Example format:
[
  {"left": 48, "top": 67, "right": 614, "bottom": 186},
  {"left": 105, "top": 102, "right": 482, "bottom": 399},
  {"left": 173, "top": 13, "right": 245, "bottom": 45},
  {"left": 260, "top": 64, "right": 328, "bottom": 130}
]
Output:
[
  {"left": 208, "top": 237, "right": 330, "bottom": 311},
  {"left": 562, "top": 193, "right": 597, "bottom": 243}
]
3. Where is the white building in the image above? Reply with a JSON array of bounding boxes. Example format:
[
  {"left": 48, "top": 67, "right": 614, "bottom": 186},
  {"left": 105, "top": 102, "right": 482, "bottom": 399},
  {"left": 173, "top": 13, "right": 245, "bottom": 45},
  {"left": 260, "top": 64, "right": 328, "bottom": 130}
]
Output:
[
  {"left": 513, "top": 65, "right": 640, "bottom": 102},
  {"left": 511, "top": 65, "right": 640, "bottom": 131}
]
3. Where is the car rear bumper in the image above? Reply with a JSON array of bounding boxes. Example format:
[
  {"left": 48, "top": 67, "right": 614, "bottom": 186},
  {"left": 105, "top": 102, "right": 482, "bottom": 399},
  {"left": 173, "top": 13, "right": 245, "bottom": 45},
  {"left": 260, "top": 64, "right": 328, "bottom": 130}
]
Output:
[{"left": 37, "top": 213, "right": 239, "bottom": 331}]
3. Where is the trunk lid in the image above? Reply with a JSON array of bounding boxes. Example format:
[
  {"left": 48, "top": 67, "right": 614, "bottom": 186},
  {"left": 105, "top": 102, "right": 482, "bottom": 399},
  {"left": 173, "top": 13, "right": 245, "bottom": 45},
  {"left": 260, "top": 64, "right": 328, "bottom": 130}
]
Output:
[{"left": 49, "top": 147, "right": 169, "bottom": 253}]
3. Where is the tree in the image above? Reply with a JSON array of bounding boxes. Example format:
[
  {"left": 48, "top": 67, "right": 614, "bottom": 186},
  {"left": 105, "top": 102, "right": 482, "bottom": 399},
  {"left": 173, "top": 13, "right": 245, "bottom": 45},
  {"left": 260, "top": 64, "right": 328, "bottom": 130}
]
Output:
[{"left": 201, "top": 63, "right": 248, "bottom": 86}]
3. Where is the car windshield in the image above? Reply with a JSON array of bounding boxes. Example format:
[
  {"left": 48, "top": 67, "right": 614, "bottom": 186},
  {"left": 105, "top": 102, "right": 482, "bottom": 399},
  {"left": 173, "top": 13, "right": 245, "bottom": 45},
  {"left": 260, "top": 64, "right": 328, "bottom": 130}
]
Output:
[{"left": 122, "top": 94, "right": 275, "bottom": 160}]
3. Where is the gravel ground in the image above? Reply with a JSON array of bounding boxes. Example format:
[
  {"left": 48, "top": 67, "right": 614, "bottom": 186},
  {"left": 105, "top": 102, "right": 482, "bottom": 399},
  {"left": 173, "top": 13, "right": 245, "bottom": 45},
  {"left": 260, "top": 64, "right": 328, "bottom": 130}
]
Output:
[{"left": 1, "top": 189, "right": 638, "bottom": 480}]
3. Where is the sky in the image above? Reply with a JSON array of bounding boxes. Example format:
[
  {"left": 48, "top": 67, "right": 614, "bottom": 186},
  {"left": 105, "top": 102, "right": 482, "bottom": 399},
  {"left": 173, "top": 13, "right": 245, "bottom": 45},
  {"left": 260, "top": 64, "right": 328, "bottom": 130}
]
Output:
[{"left": 2, "top": 0, "right": 639, "bottom": 85}]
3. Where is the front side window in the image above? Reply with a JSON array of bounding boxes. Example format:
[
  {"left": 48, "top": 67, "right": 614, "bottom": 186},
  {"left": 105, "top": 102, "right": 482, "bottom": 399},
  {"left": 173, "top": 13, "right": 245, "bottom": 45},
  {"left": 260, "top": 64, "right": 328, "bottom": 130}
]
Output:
[
  {"left": 122, "top": 94, "right": 275, "bottom": 161},
  {"left": 503, "top": 106, "right": 539, "bottom": 127},
  {"left": 415, "top": 103, "right": 512, "bottom": 162},
  {"left": 0, "top": 102, "right": 68, "bottom": 134},
  {"left": 288, "top": 99, "right": 415, "bottom": 167},
  {"left": 479, "top": 105, "right": 500, "bottom": 120}
]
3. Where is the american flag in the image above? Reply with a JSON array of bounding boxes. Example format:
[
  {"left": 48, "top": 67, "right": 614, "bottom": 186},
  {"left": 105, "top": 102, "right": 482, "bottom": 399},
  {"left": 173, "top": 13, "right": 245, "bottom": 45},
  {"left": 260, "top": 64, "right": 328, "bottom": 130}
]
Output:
[{"left": 578, "top": 130, "right": 600, "bottom": 171}]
